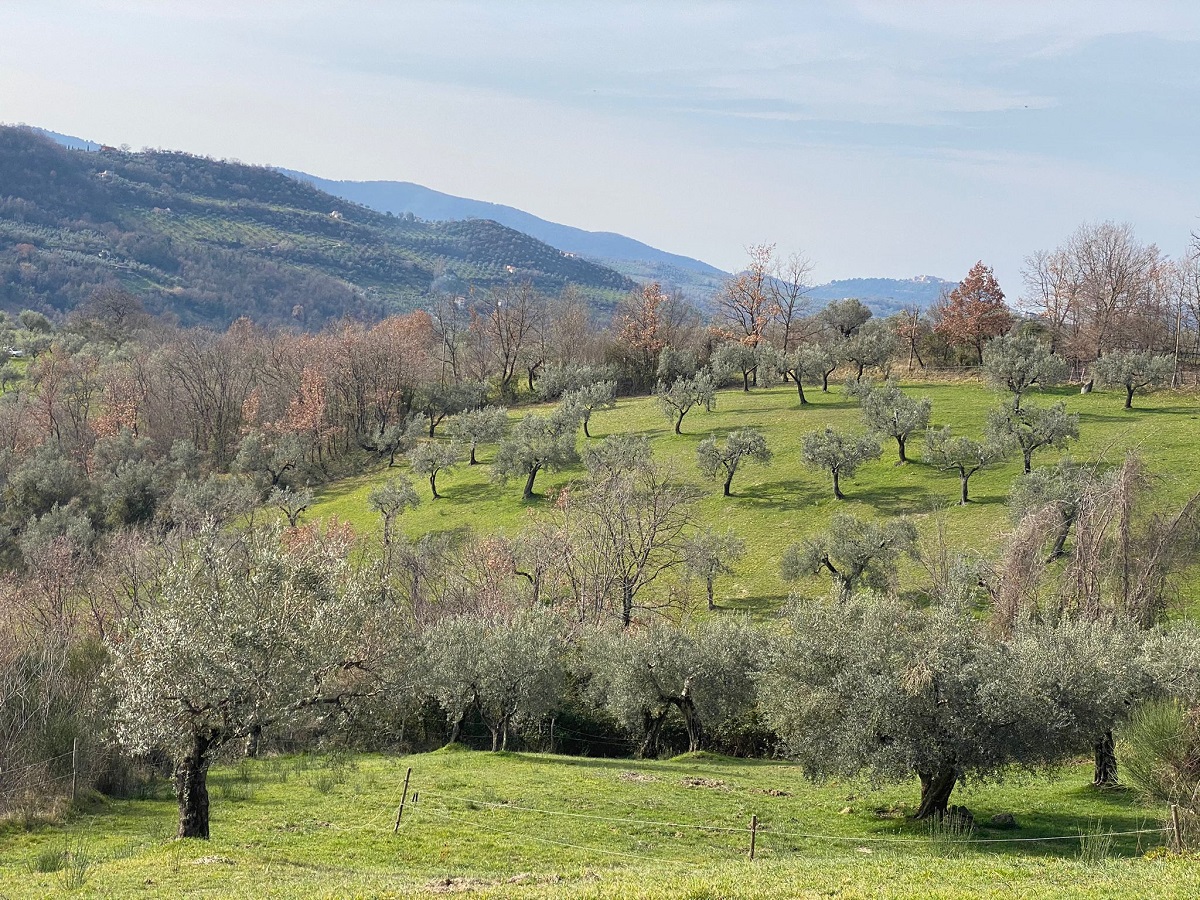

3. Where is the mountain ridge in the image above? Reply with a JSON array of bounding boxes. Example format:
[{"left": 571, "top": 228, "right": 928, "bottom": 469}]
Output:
[
  {"left": 0, "top": 126, "right": 634, "bottom": 326},
  {"left": 28, "top": 127, "right": 953, "bottom": 318}
]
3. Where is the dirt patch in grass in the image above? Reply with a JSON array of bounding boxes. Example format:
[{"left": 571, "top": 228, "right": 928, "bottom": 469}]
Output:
[{"left": 619, "top": 771, "right": 659, "bottom": 784}]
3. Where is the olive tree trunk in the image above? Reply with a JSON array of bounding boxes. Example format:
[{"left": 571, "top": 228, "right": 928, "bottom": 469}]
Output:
[
  {"left": 1094, "top": 730, "right": 1118, "bottom": 787},
  {"left": 175, "top": 732, "right": 216, "bottom": 839},
  {"left": 915, "top": 762, "right": 958, "bottom": 820}
]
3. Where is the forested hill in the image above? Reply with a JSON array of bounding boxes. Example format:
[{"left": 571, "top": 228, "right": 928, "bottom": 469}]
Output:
[{"left": 0, "top": 127, "right": 634, "bottom": 327}]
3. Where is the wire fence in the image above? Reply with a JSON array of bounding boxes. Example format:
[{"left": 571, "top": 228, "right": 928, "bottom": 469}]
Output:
[
  {"left": 0, "top": 745, "right": 79, "bottom": 810},
  {"left": 401, "top": 783, "right": 1172, "bottom": 860}
]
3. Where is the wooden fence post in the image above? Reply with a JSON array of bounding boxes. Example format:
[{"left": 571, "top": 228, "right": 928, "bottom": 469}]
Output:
[
  {"left": 1170, "top": 804, "right": 1182, "bottom": 853},
  {"left": 393, "top": 767, "right": 413, "bottom": 834},
  {"left": 71, "top": 738, "right": 78, "bottom": 803},
  {"left": 749, "top": 814, "right": 758, "bottom": 860}
]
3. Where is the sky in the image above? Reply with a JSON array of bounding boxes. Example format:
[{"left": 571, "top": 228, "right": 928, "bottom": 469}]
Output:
[{"left": 1, "top": 1, "right": 1198, "bottom": 294}]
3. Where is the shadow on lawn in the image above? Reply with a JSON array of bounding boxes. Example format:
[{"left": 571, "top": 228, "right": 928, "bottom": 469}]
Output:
[{"left": 478, "top": 755, "right": 1164, "bottom": 858}]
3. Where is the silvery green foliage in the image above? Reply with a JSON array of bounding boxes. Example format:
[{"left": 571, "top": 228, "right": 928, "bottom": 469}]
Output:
[
  {"left": 491, "top": 404, "right": 580, "bottom": 499},
  {"left": 780, "top": 511, "right": 917, "bottom": 597},
  {"left": 1091, "top": 350, "right": 1175, "bottom": 408},
  {"left": 981, "top": 334, "right": 1067, "bottom": 411},
  {"left": 580, "top": 616, "right": 763, "bottom": 755},
  {"left": 106, "top": 523, "right": 389, "bottom": 759},
  {"left": 683, "top": 527, "right": 746, "bottom": 609},
  {"left": 710, "top": 342, "right": 759, "bottom": 390},
  {"left": 757, "top": 343, "right": 833, "bottom": 403},
  {"left": 407, "top": 440, "right": 462, "bottom": 498},
  {"left": 581, "top": 433, "right": 652, "bottom": 479},
  {"left": 799, "top": 427, "right": 881, "bottom": 499},
  {"left": 367, "top": 475, "right": 420, "bottom": 544},
  {"left": 760, "top": 593, "right": 1147, "bottom": 814},
  {"left": 696, "top": 428, "right": 771, "bottom": 496},
  {"left": 165, "top": 474, "right": 258, "bottom": 532},
  {"left": 560, "top": 381, "right": 617, "bottom": 437},
  {"left": 843, "top": 319, "right": 898, "bottom": 380},
  {"left": 1139, "top": 623, "right": 1200, "bottom": 706},
  {"left": 422, "top": 607, "right": 566, "bottom": 750},
  {"left": 656, "top": 347, "right": 699, "bottom": 385},
  {"left": 817, "top": 298, "right": 872, "bottom": 339},
  {"left": 986, "top": 401, "right": 1079, "bottom": 473},
  {"left": 268, "top": 485, "right": 314, "bottom": 527},
  {"left": 654, "top": 370, "right": 716, "bottom": 434},
  {"left": 924, "top": 426, "right": 1006, "bottom": 504},
  {"left": 856, "top": 379, "right": 932, "bottom": 464},
  {"left": 445, "top": 406, "right": 508, "bottom": 465},
  {"left": 535, "top": 364, "right": 617, "bottom": 402}
]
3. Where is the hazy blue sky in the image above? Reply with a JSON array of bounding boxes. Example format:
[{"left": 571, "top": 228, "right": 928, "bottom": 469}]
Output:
[{"left": 2, "top": 1, "right": 1198, "bottom": 292}]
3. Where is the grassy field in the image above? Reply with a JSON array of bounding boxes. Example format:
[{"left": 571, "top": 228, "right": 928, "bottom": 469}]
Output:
[
  {"left": 0, "top": 748, "right": 1191, "bottom": 898},
  {"left": 312, "top": 378, "right": 1200, "bottom": 613}
]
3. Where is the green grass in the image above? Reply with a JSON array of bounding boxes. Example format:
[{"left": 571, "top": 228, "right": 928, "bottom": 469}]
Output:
[
  {"left": 311, "top": 379, "right": 1200, "bottom": 613},
  {"left": 0, "top": 750, "right": 1189, "bottom": 898}
]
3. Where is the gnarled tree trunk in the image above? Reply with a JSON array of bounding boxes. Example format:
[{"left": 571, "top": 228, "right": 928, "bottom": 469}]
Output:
[
  {"left": 915, "top": 762, "right": 958, "bottom": 820},
  {"left": 1094, "top": 730, "right": 1118, "bottom": 787},
  {"left": 176, "top": 732, "right": 216, "bottom": 839}
]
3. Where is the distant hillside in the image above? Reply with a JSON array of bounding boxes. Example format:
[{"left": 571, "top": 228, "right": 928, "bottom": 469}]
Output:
[
  {"left": 0, "top": 127, "right": 634, "bottom": 327},
  {"left": 281, "top": 170, "right": 727, "bottom": 303},
  {"left": 808, "top": 276, "right": 951, "bottom": 317}
]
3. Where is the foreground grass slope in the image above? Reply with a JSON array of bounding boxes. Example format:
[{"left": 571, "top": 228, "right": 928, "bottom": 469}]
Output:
[
  {"left": 312, "top": 379, "right": 1200, "bottom": 612},
  {"left": 0, "top": 750, "right": 1188, "bottom": 898}
]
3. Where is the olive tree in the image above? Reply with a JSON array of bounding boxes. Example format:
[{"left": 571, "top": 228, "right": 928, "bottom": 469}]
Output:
[
  {"left": 367, "top": 475, "right": 420, "bottom": 547},
  {"left": 268, "top": 485, "right": 314, "bottom": 527},
  {"left": 408, "top": 440, "right": 462, "bottom": 499},
  {"left": 711, "top": 341, "right": 759, "bottom": 391},
  {"left": 655, "top": 370, "right": 716, "bottom": 434},
  {"left": 581, "top": 433, "right": 652, "bottom": 479},
  {"left": 492, "top": 402, "right": 581, "bottom": 500},
  {"left": 682, "top": 527, "right": 746, "bottom": 610},
  {"left": 1092, "top": 350, "right": 1174, "bottom": 409},
  {"left": 857, "top": 380, "right": 932, "bottom": 464},
  {"left": 561, "top": 381, "right": 617, "bottom": 438},
  {"left": 422, "top": 608, "right": 566, "bottom": 750},
  {"left": 106, "top": 524, "right": 390, "bottom": 839},
  {"left": 535, "top": 363, "right": 616, "bottom": 402},
  {"left": 1008, "top": 458, "right": 1098, "bottom": 560},
  {"left": 816, "top": 298, "right": 872, "bottom": 339},
  {"left": 695, "top": 428, "right": 772, "bottom": 496},
  {"left": 761, "top": 594, "right": 1145, "bottom": 819},
  {"left": 800, "top": 427, "right": 881, "bottom": 500},
  {"left": 759, "top": 343, "right": 833, "bottom": 404},
  {"left": 781, "top": 512, "right": 917, "bottom": 598},
  {"left": 924, "top": 427, "right": 1006, "bottom": 504},
  {"left": 843, "top": 319, "right": 897, "bottom": 381},
  {"left": 580, "top": 617, "right": 762, "bottom": 756},
  {"left": 445, "top": 406, "right": 508, "bottom": 465},
  {"left": 981, "top": 334, "right": 1067, "bottom": 412},
  {"left": 986, "top": 401, "right": 1079, "bottom": 474}
]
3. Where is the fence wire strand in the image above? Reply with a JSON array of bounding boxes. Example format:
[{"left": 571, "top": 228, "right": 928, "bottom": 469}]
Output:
[{"left": 417, "top": 787, "right": 1171, "bottom": 847}]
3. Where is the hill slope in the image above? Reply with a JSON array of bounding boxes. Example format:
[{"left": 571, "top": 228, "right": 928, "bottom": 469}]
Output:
[
  {"left": 0, "top": 127, "right": 634, "bottom": 327},
  {"left": 281, "top": 169, "right": 727, "bottom": 302}
]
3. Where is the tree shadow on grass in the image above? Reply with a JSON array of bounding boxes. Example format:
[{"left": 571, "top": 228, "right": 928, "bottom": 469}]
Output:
[
  {"left": 855, "top": 483, "right": 939, "bottom": 515},
  {"left": 737, "top": 479, "right": 823, "bottom": 511}
]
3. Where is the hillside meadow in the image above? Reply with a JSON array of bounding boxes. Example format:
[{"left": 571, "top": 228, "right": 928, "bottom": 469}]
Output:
[
  {"left": 0, "top": 749, "right": 1189, "bottom": 899},
  {"left": 311, "top": 377, "right": 1200, "bottom": 613}
]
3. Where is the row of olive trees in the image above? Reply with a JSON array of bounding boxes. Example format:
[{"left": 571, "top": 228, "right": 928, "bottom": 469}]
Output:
[{"left": 103, "top": 512, "right": 1200, "bottom": 838}]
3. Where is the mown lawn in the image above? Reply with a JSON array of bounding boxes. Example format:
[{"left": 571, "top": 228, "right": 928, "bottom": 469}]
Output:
[
  {"left": 311, "top": 379, "right": 1200, "bottom": 614},
  {"left": 0, "top": 749, "right": 1190, "bottom": 898}
]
